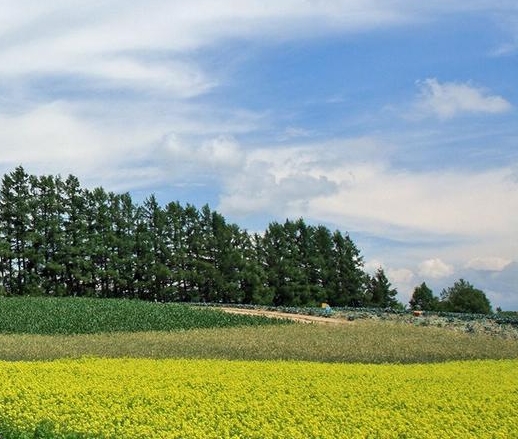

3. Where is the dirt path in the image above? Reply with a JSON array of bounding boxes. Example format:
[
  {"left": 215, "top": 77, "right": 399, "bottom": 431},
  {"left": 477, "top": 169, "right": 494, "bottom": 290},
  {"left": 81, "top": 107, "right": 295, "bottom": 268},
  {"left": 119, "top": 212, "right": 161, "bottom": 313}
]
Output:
[{"left": 219, "top": 307, "right": 349, "bottom": 325}]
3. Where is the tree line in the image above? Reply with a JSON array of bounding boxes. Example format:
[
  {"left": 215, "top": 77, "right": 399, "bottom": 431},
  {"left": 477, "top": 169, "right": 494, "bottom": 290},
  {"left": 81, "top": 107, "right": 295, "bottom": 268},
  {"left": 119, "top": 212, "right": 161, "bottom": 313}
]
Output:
[
  {"left": 0, "top": 166, "right": 491, "bottom": 312},
  {"left": 409, "top": 279, "right": 492, "bottom": 314},
  {"left": 0, "top": 166, "right": 400, "bottom": 307}
]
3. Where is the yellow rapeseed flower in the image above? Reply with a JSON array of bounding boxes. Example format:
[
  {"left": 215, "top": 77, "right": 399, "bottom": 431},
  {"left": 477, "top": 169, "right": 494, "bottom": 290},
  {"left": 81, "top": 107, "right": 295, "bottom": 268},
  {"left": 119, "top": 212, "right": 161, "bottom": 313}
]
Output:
[{"left": 0, "top": 358, "right": 516, "bottom": 438}]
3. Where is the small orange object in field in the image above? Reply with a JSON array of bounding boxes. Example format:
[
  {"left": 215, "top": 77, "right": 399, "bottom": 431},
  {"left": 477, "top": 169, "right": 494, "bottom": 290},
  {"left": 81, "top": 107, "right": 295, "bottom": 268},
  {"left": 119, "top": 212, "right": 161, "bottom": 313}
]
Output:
[{"left": 413, "top": 310, "right": 424, "bottom": 317}]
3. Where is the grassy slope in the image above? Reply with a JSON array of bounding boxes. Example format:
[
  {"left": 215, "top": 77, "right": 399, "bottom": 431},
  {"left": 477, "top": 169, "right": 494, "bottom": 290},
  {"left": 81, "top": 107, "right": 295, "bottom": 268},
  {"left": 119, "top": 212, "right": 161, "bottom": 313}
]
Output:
[
  {"left": 2, "top": 320, "right": 518, "bottom": 363},
  {"left": 1, "top": 296, "right": 517, "bottom": 363}
]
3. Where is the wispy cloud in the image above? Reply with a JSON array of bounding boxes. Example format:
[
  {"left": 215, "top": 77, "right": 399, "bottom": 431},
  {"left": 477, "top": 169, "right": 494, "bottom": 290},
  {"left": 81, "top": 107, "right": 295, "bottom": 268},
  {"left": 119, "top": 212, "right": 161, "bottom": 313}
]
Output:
[
  {"left": 414, "top": 78, "right": 512, "bottom": 119},
  {"left": 489, "top": 14, "right": 518, "bottom": 56},
  {"left": 3, "top": 1, "right": 514, "bottom": 99},
  {"left": 465, "top": 257, "right": 512, "bottom": 272},
  {"left": 0, "top": 1, "right": 409, "bottom": 98},
  {"left": 277, "top": 126, "right": 314, "bottom": 141}
]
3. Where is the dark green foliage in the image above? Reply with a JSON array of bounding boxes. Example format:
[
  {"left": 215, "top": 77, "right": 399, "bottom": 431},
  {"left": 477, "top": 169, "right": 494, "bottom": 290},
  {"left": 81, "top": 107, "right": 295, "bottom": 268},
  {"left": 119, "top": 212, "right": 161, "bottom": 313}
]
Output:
[
  {"left": 0, "top": 166, "right": 33, "bottom": 295},
  {"left": 328, "top": 231, "right": 365, "bottom": 307},
  {"left": 258, "top": 219, "right": 366, "bottom": 307},
  {"left": 408, "top": 280, "right": 492, "bottom": 315},
  {"left": 409, "top": 282, "right": 439, "bottom": 311},
  {"left": 364, "top": 267, "right": 400, "bottom": 308},
  {"left": 0, "top": 167, "right": 390, "bottom": 308},
  {"left": 440, "top": 279, "right": 492, "bottom": 314},
  {"left": 0, "top": 297, "right": 290, "bottom": 335}
]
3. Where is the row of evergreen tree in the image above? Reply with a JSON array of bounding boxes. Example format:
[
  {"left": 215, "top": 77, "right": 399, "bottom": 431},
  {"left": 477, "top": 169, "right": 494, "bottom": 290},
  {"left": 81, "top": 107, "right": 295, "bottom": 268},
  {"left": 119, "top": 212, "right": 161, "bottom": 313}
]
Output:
[{"left": 0, "top": 166, "right": 399, "bottom": 307}]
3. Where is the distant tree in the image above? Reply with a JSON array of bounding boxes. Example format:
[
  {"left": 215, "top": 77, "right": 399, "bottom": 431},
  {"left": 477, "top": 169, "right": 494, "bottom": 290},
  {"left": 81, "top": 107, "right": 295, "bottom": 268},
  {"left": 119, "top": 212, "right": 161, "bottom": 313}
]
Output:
[
  {"left": 365, "top": 267, "right": 399, "bottom": 308},
  {"left": 61, "top": 174, "right": 91, "bottom": 297},
  {"left": 328, "top": 231, "right": 365, "bottom": 307},
  {"left": 29, "top": 173, "right": 65, "bottom": 295},
  {"left": 107, "top": 192, "right": 137, "bottom": 299},
  {"left": 409, "top": 282, "right": 439, "bottom": 311},
  {"left": 142, "top": 195, "right": 173, "bottom": 301},
  {"left": 0, "top": 166, "right": 33, "bottom": 294},
  {"left": 163, "top": 201, "right": 189, "bottom": 301},
  {"left": 283, "top": 218, "right": 313, "bottom": 305},
  {"left": 240, "top": 232, "right": 273, "bottom": 305},
  {"left": 180, "top": 204, "right": 204, "bottom": 301},
  {"left": 308, "top": 225, "right": 335, "bottom": 305},
  {"left": 440, "top": 279, "right": 492, "bottom": 314},
  {"left": 132, "top": 203, "right": 155, "bottom": 300},
  {"left": 196, "top": 205, "right": 225, "bottom": 303},
  {"left": 260, "top": 221, "right": 295, "bottom": 306}
]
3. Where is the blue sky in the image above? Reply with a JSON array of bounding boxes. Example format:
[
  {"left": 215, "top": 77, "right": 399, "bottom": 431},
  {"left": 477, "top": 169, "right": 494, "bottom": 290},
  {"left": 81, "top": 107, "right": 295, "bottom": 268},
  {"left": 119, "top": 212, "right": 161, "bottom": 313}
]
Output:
[{"left": 1, "top": 1, "right": 517, "bottom": 308}]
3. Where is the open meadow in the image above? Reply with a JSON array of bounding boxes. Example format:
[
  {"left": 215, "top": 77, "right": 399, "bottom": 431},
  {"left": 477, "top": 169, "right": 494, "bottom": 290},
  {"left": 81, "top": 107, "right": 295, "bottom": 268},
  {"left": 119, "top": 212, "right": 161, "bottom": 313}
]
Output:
[{"left": 0, "top": 297, "right": 517, "bottom": 438}]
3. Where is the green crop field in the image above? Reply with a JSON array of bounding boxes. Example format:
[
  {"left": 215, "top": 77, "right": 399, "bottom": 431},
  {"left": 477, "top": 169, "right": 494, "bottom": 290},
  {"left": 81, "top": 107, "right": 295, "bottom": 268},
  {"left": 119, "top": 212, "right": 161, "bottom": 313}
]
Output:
[
  {"left": 0, "top": 297, "right": 290, "bottom": 335},
  {"left": 1, "top": 297, "right": 517, "bottom": 438}
]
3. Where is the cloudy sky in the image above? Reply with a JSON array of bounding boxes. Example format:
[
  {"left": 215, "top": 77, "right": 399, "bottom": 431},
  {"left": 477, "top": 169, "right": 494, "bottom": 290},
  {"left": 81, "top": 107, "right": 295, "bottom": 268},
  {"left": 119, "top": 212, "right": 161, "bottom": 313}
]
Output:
[{"left": 1, "top": 1, "right": 517, "bottom": 308}]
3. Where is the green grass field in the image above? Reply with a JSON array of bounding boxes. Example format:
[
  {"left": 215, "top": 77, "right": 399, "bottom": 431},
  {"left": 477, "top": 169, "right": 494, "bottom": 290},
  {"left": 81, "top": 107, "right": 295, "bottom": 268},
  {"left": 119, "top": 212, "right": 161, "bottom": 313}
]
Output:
[
  {"left": 0, "top": 297, "right": 289, "bottom": 334},
  {"left": 0, "top": 297, "right": 517, "bottom": 363}
]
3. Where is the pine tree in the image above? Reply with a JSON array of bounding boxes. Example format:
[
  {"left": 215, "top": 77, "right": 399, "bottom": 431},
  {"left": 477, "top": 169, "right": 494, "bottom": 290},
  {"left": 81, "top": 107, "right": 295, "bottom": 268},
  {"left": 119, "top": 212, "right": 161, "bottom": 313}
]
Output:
[
  {"left": 260, "top": 221, "right": 291, "bottom": 306},
  {"left": 236, "top": 230, "right": 272, "bottom": 305},
  {"left": 365, "top": 267, "right": 399, "bottom": 308},
  {"left": 132, "top": 204, "right": 155, "bottom": 300},
  {"left": 307, "top": 225, "right": 335, "bottom": 305},
  {"left": 164, "top": 201, "right": 187, "bottom": 301},
  {"left": 0, "top": 167, "right": 377, "bottom": 307},
  {"left": 409, "top": 282, "right": 438, "bottom": 311},
  {"left": 29, "top": 174, "right": 65, "bottom": 295},
  {"left": 0, "top": 166, "right": 33, "bottom": 294},
  {"left": 105, "top": 192, "right": 137, "bottom": 298},
  {"left": 61, "top": 174, "right": 91, "bottom": 296},
  {"left": 84, "top": 187, "right": 114, "bottom": 296},
  {"left": 328, "top": 231, "right": 365, "bottom": 306}
]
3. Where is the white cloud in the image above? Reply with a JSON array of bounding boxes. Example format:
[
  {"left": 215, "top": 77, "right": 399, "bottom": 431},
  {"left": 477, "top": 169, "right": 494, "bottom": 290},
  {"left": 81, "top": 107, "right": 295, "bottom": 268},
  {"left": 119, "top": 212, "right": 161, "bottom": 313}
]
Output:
[
  {"left": 465, "top": 257, "right": 512, "bottom": 271},
  {"left": 491, "top": 41, "right": 518, "bottom": 56},
  {"left": 159, "top": 133, "right": 245, "bottom": 173},
  {"left": 3, "top": 2, "right": 515, "bottom": 99},
  {"left": 418, "top": 258, "right": 454, "bottom": 279},
  {"left": 0, "top": 1, "right": 411, "bottom": 98},
  {"left": 0, "top": 102, "right": 159, "bottom": 190},
  {"left": 218, "top": 147, "right": 339, "bottom": 217},
  {"left": 213, "top": 137, "right": 518, "bottom": 247},
  {"left": 415, "top": 78, "right": 512, "bottom": 119},
  {"left": 388, "top": 267, "right": 415, "bottom": 284},
  {"left": 387, "top": 267, "right": 415, "bottom": 305},
  {"left": 0, "top": 93, "right": 269, "bottom": 190},
  {"left": 363, "top": 259, "right": 384, "bottom": 274}
]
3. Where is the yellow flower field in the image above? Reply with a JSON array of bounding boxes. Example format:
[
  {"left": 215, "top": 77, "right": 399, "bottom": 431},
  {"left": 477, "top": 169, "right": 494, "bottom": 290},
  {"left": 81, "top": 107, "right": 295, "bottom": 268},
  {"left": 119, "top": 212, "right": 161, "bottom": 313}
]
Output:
[{"left": 0, "top": 358, "right": 516, "bottom": 438}]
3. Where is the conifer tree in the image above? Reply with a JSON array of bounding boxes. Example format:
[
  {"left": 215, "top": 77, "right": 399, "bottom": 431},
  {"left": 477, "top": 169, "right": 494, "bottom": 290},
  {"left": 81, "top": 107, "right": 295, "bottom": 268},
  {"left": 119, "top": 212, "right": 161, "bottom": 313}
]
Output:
[
  {"left": 328, "top": 231, "right": 365, "bottom": 306},
  {"left": 29, "top": 174, "right": 64, "bottom": 295},
  {"left": 365, "top": 267, "right": 399, "bottom": 308},
  {"left": 0, "top": 166, "right": 33, "bottom": 294},
  {"left": 409, "top": 282, "right": 438, "bottom": 311},
  {"left": 61, "top": 174, "right": 90, "bottom": 296}
]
